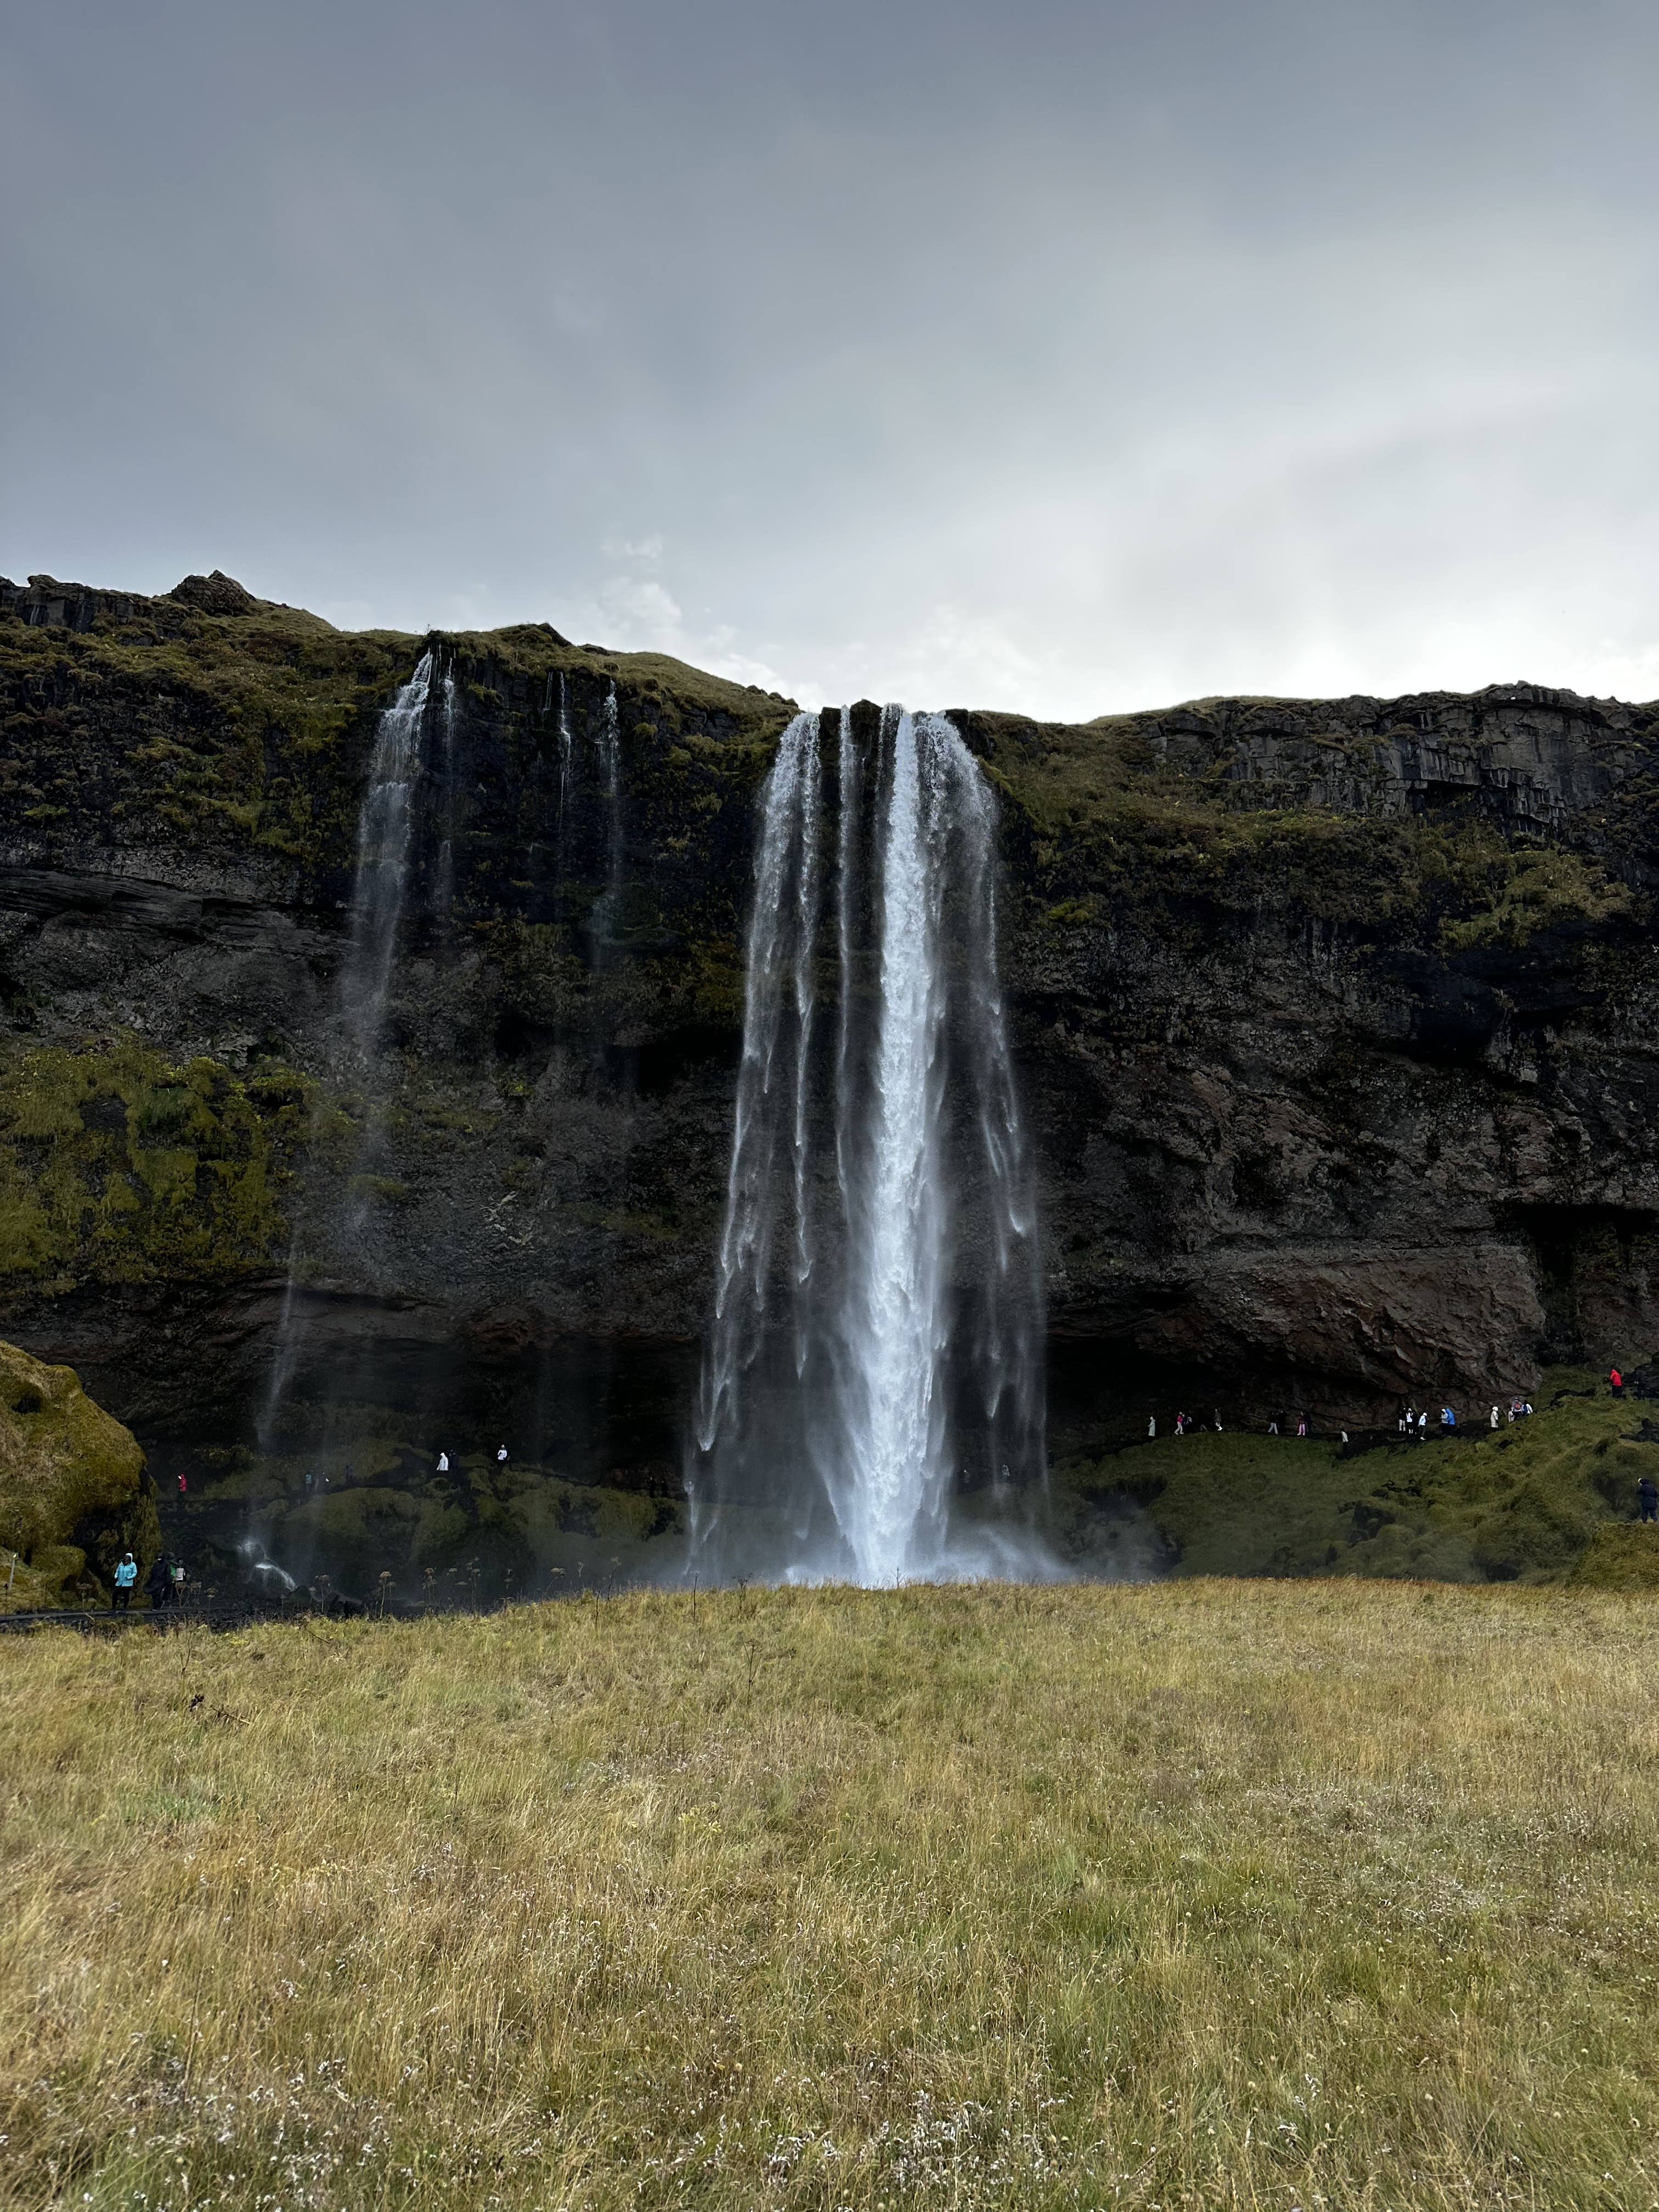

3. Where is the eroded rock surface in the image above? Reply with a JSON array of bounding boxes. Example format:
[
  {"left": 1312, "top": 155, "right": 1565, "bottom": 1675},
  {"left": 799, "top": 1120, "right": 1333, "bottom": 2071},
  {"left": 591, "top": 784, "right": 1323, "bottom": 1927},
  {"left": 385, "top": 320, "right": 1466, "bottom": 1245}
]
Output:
[{"left": 2, "top": 573, "right": 1658, "bottom": 1496}]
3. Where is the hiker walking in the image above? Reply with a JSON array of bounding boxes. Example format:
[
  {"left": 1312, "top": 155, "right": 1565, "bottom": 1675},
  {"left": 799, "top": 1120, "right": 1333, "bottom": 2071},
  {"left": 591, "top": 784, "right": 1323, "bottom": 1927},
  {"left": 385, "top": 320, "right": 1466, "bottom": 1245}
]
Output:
[
  {"left": 1296, "top": 1414, "right": 1307, "bottom": 1437},
  {"left": 1490, "top": 1403, "right": 1499, "bottom": 1429},
  {"left": 113, "top": 1552, "right": 137, "bottom": 1610},
  {"left": 1441, "top": 1405, "right": 1457, "bottom": 1434},
  {"left": 1147, "top": 1415, "right": 1156, "bottom": 1438},
  {"left": 1417, "top": 1410, "right": 1429, "bottom": 1440},
  {"left": 437, "top": 1450, "right": 449, "bottom": 1472},
  {"left": 1611, "top": 1367, "right": 1624, "bottom": 1397},
  {"left": 145, "top": 1554, "right": 172, "bottom": 1608},
  {"left": 496, "top": 1444, "right": 509, "bottom": 1465},
  {"left": 1639, "top": 1474, "right": 1658, "bottom": 1524}
]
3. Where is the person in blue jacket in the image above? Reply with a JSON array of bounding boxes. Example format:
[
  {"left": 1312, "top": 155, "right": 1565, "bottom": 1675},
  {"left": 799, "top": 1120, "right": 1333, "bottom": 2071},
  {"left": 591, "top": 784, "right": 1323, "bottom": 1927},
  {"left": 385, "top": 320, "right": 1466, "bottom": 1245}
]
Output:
[
  {"left": 113, "top": 1551, "right": 138, "bottom": 1609},
  {"left": 1441, "top": 1405, "right": 1457, "bottom": 1434}
]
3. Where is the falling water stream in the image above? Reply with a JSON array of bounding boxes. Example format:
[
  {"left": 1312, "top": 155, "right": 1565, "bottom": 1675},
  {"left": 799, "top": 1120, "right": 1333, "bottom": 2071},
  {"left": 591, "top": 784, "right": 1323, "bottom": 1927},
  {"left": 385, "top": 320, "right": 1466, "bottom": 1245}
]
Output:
[
  {"left": 691, "top": 706, "right": 1047, "bottom": 1584},
  {"left": 257, "top": 649, "right": 441, "bottom": 1453}
]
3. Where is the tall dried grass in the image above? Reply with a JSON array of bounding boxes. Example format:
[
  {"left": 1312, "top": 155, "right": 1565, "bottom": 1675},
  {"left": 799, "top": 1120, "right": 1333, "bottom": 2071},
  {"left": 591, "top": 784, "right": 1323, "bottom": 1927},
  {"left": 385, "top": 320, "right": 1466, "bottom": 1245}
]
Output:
[{"left": 3, "top": 1578, "right": 1657, "bottom": 2209}]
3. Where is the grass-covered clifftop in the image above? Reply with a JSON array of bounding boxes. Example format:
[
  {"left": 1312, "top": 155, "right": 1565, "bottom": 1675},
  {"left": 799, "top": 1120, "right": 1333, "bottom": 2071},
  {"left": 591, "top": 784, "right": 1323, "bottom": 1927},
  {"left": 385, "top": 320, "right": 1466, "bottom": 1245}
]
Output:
[
  {"left": 0, "top": 574, "right": 795, "bottom": 881},
  {"left": 5, "top": 1581, "right": 1659, "bottom": 2208}
]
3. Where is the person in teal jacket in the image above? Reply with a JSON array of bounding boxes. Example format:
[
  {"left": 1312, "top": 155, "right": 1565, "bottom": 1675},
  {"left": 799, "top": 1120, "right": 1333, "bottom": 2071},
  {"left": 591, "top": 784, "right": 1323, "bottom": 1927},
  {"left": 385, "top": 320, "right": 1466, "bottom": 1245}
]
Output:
[{"left": 113, "top": 1552, "right": 138, "bottom": 1609}]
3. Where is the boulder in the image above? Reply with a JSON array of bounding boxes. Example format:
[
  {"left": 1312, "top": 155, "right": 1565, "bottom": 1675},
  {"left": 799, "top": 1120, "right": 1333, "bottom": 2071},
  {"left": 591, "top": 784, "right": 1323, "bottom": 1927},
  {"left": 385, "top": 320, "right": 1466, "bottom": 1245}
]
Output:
[{"left": 0, "top": 1340, "right": 157, "bottom": 1607}]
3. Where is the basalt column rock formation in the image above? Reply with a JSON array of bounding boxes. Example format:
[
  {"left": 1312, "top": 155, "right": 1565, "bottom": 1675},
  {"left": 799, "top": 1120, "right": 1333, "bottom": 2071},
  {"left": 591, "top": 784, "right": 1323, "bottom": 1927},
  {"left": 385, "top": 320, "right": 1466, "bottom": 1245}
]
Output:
[{"left": 2, "top": 569, "right": 1659, "bottom": 1536}]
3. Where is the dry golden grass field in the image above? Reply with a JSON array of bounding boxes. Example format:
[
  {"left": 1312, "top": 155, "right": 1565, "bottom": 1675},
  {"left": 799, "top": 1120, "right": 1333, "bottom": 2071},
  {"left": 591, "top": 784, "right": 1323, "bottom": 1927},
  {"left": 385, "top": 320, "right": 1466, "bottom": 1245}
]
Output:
[{"left": 4, "top": 1578, "right": 1659, "bottom": 2211}]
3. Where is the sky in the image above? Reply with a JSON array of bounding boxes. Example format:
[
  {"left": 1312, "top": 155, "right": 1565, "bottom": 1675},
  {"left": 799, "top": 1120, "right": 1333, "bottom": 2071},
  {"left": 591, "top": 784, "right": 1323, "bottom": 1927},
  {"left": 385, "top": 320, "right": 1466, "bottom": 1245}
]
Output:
[{"left": 4, "top": 0, "right": 1657, "bottom": 719}]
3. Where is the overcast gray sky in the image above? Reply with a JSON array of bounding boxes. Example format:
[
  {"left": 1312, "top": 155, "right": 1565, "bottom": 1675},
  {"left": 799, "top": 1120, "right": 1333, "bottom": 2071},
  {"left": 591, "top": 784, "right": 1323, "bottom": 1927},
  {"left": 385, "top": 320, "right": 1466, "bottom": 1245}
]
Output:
[{"left": 4, "top": 0, "right": 1656, "bottom": 716}]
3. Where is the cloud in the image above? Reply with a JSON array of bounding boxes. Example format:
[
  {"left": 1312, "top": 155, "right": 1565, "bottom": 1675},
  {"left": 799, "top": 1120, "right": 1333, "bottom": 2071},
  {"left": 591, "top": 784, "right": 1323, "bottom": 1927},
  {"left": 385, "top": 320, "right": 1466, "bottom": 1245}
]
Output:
[{"left": 3, "top": 0, "right": 1657, "bottom": 714}]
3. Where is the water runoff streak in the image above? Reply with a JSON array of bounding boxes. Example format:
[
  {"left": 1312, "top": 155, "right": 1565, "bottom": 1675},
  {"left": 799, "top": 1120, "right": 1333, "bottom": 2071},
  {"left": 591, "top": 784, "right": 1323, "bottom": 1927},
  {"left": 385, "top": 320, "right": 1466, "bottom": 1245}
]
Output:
[
  {"left": 690, "top": 706, "right": 1048, "bottom": 1584},
  {"left": 257, "top": 649, "right": 444, "bottom": 1452}
]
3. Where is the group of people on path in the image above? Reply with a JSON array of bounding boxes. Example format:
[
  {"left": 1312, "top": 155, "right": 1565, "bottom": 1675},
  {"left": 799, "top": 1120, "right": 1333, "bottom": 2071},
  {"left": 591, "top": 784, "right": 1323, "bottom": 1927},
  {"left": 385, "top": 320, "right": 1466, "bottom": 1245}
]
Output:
[{"left": 109, "top": 1551, "right": 186, "bottom": 1610}]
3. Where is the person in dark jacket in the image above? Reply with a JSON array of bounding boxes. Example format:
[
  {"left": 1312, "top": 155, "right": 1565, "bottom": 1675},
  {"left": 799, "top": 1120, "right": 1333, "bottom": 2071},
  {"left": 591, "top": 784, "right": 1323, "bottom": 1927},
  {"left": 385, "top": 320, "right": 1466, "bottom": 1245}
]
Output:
[
  {"left": 144, "top": 1555, "right": 173, "bottom": 1608},
  {"left": 1639, "top": 1474, "right": 1658, "bottom": 1525}
]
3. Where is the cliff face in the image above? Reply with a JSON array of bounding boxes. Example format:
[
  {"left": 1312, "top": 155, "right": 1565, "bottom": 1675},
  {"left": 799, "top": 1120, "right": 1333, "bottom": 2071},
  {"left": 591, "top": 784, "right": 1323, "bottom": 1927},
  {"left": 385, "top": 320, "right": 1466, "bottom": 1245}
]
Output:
[{"left": 3, "top": 570, "right": 1658, "bottom": 1505}]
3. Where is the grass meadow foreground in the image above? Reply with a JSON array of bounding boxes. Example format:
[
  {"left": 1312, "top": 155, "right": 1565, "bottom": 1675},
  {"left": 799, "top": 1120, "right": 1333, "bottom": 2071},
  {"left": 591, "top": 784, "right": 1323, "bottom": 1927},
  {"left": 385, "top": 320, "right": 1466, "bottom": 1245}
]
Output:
[{"left": 3, "top": 1582, "right": 1659, "bottom": 2211}]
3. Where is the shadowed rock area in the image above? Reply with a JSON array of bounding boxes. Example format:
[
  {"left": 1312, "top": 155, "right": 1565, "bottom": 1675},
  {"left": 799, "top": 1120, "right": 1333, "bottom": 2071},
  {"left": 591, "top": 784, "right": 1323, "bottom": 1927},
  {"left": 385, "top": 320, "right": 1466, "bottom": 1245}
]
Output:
[{"left": 3, "top": 568, "right": 1658, "bottom": 1589}]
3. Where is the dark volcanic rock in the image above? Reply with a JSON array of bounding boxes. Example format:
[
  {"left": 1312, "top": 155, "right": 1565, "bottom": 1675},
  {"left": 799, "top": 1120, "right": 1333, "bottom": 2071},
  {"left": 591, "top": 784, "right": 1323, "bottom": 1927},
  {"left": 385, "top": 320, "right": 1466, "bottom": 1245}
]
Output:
[
  {"left": 167, "top": 570, "right": 258, "bottom": 616},
  {"left": 1, "top": 582, "right": 1657, "bottom": 1489}
]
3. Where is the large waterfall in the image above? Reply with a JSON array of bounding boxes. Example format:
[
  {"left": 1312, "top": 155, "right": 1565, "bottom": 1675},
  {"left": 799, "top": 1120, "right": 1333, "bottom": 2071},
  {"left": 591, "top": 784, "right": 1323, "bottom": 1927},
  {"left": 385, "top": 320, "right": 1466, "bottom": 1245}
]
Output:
[{"left": 689, "top": 705, "right": 1048, "bottom": 1584}]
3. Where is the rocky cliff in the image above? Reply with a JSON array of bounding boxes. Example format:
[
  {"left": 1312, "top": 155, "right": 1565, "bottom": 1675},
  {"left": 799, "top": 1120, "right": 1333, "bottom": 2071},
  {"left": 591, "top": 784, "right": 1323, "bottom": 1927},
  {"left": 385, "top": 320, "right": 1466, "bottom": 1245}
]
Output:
[{"left": 3, "top": 569, "right": 1657, "bottom": 1537}]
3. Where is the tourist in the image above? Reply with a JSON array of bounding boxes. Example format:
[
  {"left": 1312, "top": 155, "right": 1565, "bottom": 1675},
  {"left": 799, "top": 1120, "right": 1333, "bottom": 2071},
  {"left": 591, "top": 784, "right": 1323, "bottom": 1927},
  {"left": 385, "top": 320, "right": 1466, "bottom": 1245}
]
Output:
[
  {"left": 170, "top": 1559, "right": 187, "bottom": 1603},
  {"left": 1296, "top": 1415, "right": 1307, "bottom": 1437},
  {"left": 177, "top": 1471, "right": 188, "bottom": 1493},
  {"left": 1213, "top": 1410, "right": 1224, "bottom": 1432},
  {"left": 113, "top": 1552, "right": 137, "bottom": 1609},
  {"left": 1405, "top": 1404, "right": 1415, "bottom": 1435},
  {"left": 1417, "top": 1411, "right": 1429, "bottom": 1440},
  {"left": 1397, "top": 1408, "right": 1408, "bottom": 1434},
  {"left": 1441, "top": 1406, "right": 1457, "bottom": 1434},
  {"left": 1146, "top": 1415, "right": 1156, "bottom": 1439},
  {"left": 1490, "top": 1404, "right": 1499, "bottom": 1428},
  {"left": 1639, "top": 1474, "right": 1658, "bottom": 1524},
  {"left": 1267, "top": 1418, "right": 1279, "bottom": 1434},
  {"left": 145, "top": 1555, "right": 172, "bottom": 1608},
  {"left": 1611, "top": 1367, "right": 1624, "bottom": 1397},
  {"left": 437, "top": 1450, "right": 450, "bottom": 1472},
  {"left": 496, "top": 1444, "right": 508, "bottom": 1464},
  {"left": 1174, "top": 1412, "right": 1186, "bottom": 1436}
]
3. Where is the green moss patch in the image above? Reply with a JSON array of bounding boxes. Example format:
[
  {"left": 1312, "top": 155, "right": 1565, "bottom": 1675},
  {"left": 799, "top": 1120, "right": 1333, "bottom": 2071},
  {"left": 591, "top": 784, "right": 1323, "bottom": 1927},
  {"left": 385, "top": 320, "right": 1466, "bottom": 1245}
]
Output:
[
  {"left": 1059, "top": 1372, "right": 1658, "bottom": 1583},
  {"left": 0, "top": 1338, "right": 156, "bottom": 1604},
  {"left": 0, "top": 1038, "right": 303, "bottom": 1290}
]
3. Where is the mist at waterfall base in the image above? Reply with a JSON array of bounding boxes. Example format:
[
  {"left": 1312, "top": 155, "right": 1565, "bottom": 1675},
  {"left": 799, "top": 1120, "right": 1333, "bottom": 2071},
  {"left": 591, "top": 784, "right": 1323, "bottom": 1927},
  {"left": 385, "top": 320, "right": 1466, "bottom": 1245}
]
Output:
[{"left": 687, "top": 705, "right": 1063, "bottom": 1588}]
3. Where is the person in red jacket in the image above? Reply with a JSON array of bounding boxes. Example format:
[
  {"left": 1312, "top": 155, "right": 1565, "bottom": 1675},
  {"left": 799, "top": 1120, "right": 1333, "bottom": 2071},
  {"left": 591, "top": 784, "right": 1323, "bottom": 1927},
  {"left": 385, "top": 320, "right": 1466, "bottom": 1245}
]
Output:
[{"left": 1611, "top": 1367, "right": 1624, "bottom": 1396}]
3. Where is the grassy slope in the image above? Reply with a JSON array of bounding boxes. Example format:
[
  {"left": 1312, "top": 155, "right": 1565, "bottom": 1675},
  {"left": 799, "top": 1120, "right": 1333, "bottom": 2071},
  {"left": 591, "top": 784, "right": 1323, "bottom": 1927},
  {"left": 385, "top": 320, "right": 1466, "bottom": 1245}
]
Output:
[
  {"left": 5, "top": 1582, "right": 1659, "bottom": 2210},
  {"left": 1058, "top": 1372, "right": 1659, "bottom": 1585}
]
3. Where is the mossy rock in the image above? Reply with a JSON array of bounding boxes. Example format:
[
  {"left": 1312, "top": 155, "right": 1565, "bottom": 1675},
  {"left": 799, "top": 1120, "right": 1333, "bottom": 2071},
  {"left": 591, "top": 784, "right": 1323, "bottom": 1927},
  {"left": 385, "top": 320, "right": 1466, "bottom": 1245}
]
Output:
[
  {"left": 1565, "top": 1523, "right": 1659, "bottom": 1591},
  {"left": 0, "top": 1339, "right": 157, "bottom": 1606}
]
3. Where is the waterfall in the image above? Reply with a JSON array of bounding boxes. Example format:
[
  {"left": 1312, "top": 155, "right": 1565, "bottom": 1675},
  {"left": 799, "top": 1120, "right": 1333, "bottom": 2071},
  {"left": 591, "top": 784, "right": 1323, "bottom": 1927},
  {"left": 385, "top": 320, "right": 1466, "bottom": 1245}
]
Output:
[
  {"left": 591, "top": 682, "right": 625, "bottom": 950},
  {"left": 690, "top": 705, "right": 1048, "bottom": 1584},
  {"left": 257, "top": 649, "right": 441, "bottom": 1453},
  {"left": 432, "top": 665, "right": 458, "bottom": 916},
  {"left": 339, "top": 650, "right": 435, "bottom": 1060},
  {"left": 557, "top": 672, "right": 573, "bottom": 831}
]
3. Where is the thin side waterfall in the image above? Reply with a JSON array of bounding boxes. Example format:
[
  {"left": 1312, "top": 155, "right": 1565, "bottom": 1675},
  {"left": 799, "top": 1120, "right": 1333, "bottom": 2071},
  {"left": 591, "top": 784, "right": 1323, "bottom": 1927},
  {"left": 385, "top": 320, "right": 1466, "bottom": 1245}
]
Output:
[
  {"left": 591, "top": 681, "right": 624, "bottom": 950},
  {"left": 340, "top": 651, "right": 435, "bottom": 1060},
  {"left": 557, "top": 672, "right": 573, "bottom": 830},
  {"left": 689, "top": 705, "right": 1048, "bottom": 1584},
  {"left": 433, "top": 666, "right": 458, "bottom": 916},
  {"left": 257, "top": 649, "right": 439, "bottom": 1452}
]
